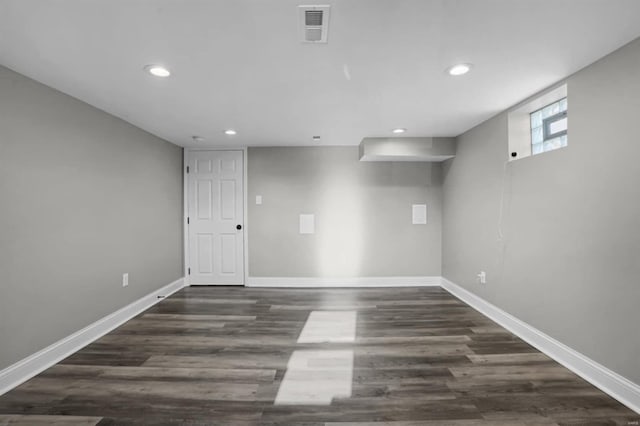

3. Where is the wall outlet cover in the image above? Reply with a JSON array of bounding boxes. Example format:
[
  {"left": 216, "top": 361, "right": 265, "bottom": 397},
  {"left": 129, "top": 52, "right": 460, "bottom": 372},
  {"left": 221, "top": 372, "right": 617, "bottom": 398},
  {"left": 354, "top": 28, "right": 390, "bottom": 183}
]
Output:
[
  {"left": 412, "top": 204, "right": 427, "bottom": 224},
  {"left": 299, "top": 214, "right": 315, "bottom": 234}
]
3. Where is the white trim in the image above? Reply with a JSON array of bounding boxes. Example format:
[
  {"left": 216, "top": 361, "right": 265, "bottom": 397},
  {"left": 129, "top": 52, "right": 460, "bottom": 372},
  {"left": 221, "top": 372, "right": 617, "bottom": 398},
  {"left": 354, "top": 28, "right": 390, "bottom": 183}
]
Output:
[
  {"left": 441, "top": 277, "right": 640, "bottom": 415},
  {"left": 0, "top": 278, "right": 186, "bottom": 396},
  {"left": 246, "top": 276, "right": 442, "bottom": 288},
  {"left": 242, "top": 147, "right": 249, "bottom": 287},
  {"left": 183, "top": 150, "right": 190, "bottom": 285}
]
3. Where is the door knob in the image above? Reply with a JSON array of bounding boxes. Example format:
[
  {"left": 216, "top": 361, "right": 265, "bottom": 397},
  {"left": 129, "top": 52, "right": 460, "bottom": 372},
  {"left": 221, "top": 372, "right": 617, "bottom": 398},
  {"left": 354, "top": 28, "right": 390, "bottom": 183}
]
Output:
[{"left": 236, "top": 224, "right": 242, "bottom": 230}]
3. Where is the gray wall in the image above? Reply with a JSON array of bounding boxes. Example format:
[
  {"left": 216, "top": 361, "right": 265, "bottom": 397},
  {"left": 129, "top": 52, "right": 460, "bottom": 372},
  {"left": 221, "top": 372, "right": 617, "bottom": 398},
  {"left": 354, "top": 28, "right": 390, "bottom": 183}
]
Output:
[
  {"left": 248, "top": 147, "right": 442, "bottom": 277},
  {"left": 0, "top": 65, "right": 183, "bottom": 370},
  {"left": 442, "top": 38, "right": 640, "bottom": 384}
]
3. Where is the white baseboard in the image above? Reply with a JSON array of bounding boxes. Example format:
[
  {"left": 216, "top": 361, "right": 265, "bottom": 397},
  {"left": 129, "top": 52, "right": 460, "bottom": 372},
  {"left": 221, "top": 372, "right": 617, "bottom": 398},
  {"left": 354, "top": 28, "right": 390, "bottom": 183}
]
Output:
[
  {"left": 0, "top": 277, "right": 186, "bottom": 396},
  {"left": 246, "top": 276, "right": 442, "bottom": 288},
  {"left": 441, "top": 277, "right": 640, "bottom": 415}
]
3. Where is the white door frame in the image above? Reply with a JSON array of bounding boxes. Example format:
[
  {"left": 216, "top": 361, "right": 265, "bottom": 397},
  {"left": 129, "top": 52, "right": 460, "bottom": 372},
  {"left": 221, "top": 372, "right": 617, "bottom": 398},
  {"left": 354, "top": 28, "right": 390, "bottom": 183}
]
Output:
[{"left": 183, "top": 147, "right": 249, "bottom": 286}]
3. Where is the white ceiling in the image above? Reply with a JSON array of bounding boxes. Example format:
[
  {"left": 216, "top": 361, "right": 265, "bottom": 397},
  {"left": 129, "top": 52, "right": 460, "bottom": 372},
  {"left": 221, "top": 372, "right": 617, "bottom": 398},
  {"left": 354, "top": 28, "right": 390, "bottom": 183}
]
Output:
[{"left": 1, "top": 1, "right": 640, "bottom": 148}]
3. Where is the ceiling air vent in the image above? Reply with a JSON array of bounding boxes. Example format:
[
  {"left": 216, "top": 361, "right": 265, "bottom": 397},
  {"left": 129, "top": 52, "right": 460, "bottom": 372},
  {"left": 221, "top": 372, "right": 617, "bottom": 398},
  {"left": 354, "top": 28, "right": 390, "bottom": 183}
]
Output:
[{"left": 298, "top": 5, "right": 331, "bottom": 43}]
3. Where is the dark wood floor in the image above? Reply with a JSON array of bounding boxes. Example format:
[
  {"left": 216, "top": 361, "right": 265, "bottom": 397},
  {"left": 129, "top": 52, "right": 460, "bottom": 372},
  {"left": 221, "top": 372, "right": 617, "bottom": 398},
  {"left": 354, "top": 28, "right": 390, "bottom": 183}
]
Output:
[{"left": 0, "top": 286, "right": 637, "bottom": 425}]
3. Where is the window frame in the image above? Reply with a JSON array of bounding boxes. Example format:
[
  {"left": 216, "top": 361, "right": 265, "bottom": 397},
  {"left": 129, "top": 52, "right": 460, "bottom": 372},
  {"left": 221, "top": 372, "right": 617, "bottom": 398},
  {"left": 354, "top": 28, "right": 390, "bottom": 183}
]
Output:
[{"left": 542, "top": 110, "right": 568, "bottom": 140}]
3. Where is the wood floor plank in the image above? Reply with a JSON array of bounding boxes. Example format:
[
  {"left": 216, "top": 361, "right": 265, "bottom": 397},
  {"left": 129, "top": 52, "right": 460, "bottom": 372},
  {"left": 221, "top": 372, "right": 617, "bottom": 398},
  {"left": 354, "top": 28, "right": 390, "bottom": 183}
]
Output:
[
  {"left": 0, "top": 286, "right": 636, "bottom": 425},
  {"left": 39, "top": 364, "right": 276, "bottom": 383},
  {"left": 325, "top": 420, "right": 559, "bottom": 426},
  {"left": 141, "top": 313, "right": 257, "bottom": 321},
  {"left": 0, "top": 414, "right": 102, "bottom": 425}
]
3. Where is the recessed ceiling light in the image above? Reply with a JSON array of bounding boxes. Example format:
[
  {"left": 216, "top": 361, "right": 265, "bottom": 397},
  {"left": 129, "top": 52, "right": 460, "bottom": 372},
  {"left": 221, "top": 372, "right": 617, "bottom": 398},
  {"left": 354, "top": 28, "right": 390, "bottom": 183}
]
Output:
[
  {"left": 144, "top": 65, "right": 171, "bottom": 77},
  {"left": 392, "top": 128, "right": 407, "bottom": 134},
  {"left": 192, "top": 136, "right": 204, "bottom": 143},
  {"left": 446, "top": 63, "right": 472, "bottom": 76},
  {"left": 224, "top": 129, "right": 237, "bottom": 136}
]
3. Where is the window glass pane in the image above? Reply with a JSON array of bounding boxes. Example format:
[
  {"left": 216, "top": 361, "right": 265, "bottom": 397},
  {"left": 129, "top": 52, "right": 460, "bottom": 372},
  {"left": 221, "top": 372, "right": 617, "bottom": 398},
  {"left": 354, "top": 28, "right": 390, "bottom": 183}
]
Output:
[
  {"left": 543, "top": 138, "right": 562, "bottom": 152},
  {"left": 541, "top": 103, "right": 554, "bottom": 118},
  {"left": 549, "top": 116, "right": 567, "bottom": 135},
  {"left": 530, "top": 97, "right": 568, "bottom": 156},
  {"left": 532, "top": 143, "right": 544, "bottom": 155},
  {"left": 541, "top": 100, "right": 562, "bottom": 118},
  {"left": 530, "top": 111, "right": 543, "bottom": 128},
  {"left": 531, "top": 126, "right": 543, "bottom": 144},
  {"left": 559, "top": 98, "right": 567, "bottom": 112}
]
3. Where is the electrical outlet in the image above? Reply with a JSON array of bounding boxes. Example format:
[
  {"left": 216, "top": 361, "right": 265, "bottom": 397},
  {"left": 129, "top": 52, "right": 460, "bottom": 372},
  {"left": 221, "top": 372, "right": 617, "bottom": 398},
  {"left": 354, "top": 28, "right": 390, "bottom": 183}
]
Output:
[
  {"left": 477, "top": 271, "right": 486, "bottom": 284},
  {"left": 122, "top": 273, "right": 129, "bottom": 287}
]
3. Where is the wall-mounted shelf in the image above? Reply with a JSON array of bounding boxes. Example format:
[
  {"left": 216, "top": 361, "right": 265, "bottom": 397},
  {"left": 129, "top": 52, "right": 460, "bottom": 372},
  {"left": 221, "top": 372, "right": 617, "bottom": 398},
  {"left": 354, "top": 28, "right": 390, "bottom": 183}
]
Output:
[{"left": 359, "top": 137, "right": 455, "bottom": 162}]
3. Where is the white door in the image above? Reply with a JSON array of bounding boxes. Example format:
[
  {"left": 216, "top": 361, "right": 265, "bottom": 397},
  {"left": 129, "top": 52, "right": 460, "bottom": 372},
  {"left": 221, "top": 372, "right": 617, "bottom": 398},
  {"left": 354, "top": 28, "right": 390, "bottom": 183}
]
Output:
[{"left": 187, "top": 150, "right": 244, "bottom": 285}]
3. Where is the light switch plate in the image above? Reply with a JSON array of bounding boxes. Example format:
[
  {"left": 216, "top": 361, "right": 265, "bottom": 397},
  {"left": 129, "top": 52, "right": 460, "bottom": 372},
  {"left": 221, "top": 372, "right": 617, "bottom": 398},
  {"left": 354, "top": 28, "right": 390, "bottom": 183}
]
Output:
[
  {"left": 256, "top": 195, "right": 262, "bottom": 205},
  {"left": 300, "top": 214, "right": 315, "bottom": 234},
  {"left": 122, "top": 273, "right": 129, "bottom": 287}
]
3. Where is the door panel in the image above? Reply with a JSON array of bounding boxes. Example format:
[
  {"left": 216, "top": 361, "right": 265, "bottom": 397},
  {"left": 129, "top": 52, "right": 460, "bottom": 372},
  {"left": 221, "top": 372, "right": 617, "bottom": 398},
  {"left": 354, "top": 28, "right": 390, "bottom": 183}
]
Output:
[
  {"left": 188, "top": 151, "right": 244, "bottom": 285},
  {"left": 196, "top": 233, "right": 214, "bottom": 274},
  {"left": 220, "top": 180, "right": 236, "bottom": 220},
  {"left": 220, "top": 234, "right": 237, "bottom": 274},
  {"left": 196, "top": 180, "right": 213, "bottom": 219}
]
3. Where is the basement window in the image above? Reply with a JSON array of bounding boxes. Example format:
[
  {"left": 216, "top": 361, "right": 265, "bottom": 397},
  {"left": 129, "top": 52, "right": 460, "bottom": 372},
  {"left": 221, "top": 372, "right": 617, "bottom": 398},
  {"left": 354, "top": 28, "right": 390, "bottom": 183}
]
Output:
[
  {"left": 530, "top": 98, "right": 568, "bottom": 155},
  {"left": 507, "top": 84, "right": 567, "bottom": 161}
]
